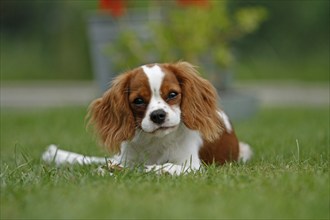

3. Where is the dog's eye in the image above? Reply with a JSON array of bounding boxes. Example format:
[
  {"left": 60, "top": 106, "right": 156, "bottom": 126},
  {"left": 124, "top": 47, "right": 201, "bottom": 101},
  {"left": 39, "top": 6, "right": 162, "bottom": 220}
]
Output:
[
  {"left": 133, "top": 98, "right": 145, "bottom": 106},
  {"left": 167, "top": 92, "right": 178, "bottom": 100}
]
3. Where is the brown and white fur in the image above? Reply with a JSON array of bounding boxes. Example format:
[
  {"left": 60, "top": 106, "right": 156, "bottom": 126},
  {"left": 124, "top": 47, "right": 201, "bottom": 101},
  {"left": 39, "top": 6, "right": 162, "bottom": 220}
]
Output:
[{"left": 42, "top": 62, "right": 252, "bottom": 175}]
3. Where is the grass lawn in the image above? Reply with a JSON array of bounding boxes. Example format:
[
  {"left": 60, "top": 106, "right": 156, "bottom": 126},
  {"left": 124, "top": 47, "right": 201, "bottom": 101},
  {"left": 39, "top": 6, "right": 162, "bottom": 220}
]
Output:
[{"left": 1, "top": 107, "right": 329, "bottom": 219}]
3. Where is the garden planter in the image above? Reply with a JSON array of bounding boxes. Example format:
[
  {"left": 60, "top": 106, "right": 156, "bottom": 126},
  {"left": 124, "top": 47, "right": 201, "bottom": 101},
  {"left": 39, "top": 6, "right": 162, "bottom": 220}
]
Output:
[
  {"left": 87, "top": 9, "right": 258, "bottom": 120},
  {"left": 87, "top": 9, "right": 162, "bottom": 92}
]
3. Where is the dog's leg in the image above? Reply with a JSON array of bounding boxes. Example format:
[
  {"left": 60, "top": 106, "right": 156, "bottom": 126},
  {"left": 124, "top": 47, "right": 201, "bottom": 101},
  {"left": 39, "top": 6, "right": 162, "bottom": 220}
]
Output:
[{"left": 42, "top": 144, "right": 116, "bottom": 166}]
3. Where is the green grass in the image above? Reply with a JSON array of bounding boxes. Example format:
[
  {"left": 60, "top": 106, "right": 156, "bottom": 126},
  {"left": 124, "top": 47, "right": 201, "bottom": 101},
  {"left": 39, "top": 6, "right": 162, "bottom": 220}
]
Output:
[{"left": 1, "top": 107, "right": 329, "bottom": 219}]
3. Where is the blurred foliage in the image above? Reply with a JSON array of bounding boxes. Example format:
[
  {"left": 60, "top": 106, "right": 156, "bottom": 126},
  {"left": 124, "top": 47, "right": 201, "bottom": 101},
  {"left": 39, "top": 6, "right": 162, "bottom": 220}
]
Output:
[
  {"left": 108, "top": 0, "right": 267, "bottom": 75},
  {"left": 231, "top": 0, "right": 329, "bottom": 82},
  {"left": 0, "top": 0, "right": 329, "bottom": 81},
  {"left": 0, "top": 1, "right": 97, "bottom": 80}
]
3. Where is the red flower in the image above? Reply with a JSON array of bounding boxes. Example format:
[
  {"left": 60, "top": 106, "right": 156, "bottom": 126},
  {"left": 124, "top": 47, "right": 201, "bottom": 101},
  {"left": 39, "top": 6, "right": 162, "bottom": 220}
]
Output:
[
  {"left": 99, "top": 0, "right": 209, "bottom": 17},
  {"left": 99, "top": 0, "right": 126, "bottom": 17}
]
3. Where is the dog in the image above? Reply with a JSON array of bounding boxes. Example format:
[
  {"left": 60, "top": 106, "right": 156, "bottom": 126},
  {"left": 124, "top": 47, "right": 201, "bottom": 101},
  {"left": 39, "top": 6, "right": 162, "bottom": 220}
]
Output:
[{"left": 42, "top": 62, "right": 252, "bottom": 175}]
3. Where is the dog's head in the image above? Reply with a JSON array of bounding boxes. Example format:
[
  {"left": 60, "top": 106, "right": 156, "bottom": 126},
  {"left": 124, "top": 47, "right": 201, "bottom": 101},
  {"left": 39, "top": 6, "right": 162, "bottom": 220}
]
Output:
[{"left": 88, "top": 62, "right": 223, "bottom": 153}]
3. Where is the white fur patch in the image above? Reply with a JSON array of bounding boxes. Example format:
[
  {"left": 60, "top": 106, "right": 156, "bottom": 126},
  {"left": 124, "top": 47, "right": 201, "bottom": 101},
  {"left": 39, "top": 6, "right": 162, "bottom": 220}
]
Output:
[
  {"left": 120, "top": 123, "right": 202, "bottom": 170},
  {"left": 218, "top": 111, "right": 232, "bottom": 133}
]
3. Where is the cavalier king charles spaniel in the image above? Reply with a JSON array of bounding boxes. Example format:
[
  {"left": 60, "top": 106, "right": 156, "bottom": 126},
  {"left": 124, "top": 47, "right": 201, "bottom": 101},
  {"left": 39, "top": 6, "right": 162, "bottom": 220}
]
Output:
[{"left": 43, "top": 62, "right": 252, "bottom": 175}]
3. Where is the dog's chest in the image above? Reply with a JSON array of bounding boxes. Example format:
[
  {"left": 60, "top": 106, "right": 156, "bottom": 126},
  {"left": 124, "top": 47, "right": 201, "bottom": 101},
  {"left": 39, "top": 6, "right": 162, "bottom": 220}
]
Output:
[{"left": 120, "top": 124, "right": 202, "bottom": 165}]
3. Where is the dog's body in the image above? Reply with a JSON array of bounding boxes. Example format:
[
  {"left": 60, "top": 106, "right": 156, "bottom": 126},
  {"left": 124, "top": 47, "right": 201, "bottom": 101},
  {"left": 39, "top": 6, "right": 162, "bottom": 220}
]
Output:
[{"left": 43, "top": 62, "right": 252, "bottom": 175}]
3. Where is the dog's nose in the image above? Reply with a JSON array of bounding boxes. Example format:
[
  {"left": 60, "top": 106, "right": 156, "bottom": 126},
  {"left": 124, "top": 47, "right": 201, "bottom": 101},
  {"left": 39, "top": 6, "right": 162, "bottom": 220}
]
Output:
[{"left": 150, "top": 109, "right": 166, "bottom": 124}]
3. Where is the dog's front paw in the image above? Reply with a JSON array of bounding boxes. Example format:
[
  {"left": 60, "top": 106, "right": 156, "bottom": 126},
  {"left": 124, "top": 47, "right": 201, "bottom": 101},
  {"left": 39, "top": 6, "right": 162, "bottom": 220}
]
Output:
[
  {"left": 145, "top": 163, "right": 190, "bottom": 175},
  {"left": 144, "top": 165, "right": 164, "bottom": 174}
]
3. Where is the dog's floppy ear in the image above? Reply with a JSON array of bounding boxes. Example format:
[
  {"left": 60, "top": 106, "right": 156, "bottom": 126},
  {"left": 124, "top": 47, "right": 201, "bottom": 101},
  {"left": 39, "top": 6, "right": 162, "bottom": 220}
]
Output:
[
  {"left": 88, "top": 73, "right": 135, "bottom": 154},
  {"left": 168, "top": 61, "right": 224, "bottom": 142}
]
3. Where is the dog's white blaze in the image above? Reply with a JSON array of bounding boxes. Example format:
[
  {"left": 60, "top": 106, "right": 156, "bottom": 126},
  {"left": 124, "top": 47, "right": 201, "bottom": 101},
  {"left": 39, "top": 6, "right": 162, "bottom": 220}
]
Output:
[
  {"left": 142, "top": 65, "right": 164, "bottom": 97},
  {"left": 141, "top": 65, "right": 180, "bottom": 134}
]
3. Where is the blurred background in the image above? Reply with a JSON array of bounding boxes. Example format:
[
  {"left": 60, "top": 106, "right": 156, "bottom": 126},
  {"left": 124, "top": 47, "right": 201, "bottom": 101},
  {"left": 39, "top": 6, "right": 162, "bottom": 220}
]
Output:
[
  {"left": 1, "top": 0, "right": 328, "bottom": 81},
  {"left": 0, "top": 0, "right": 329, "bottom": 111}
]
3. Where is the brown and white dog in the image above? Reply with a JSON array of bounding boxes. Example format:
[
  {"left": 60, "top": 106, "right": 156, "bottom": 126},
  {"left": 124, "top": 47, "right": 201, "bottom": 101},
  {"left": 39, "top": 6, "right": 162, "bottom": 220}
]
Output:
[{"left": 42, "top": 62, "right": 252, "bottom": 175}]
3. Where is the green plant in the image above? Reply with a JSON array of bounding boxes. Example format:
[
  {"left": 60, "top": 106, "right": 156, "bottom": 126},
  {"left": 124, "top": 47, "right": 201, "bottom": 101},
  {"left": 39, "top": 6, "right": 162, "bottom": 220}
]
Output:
[{"left": 107, "top": 1, "right": 267, "bottom": 75}]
